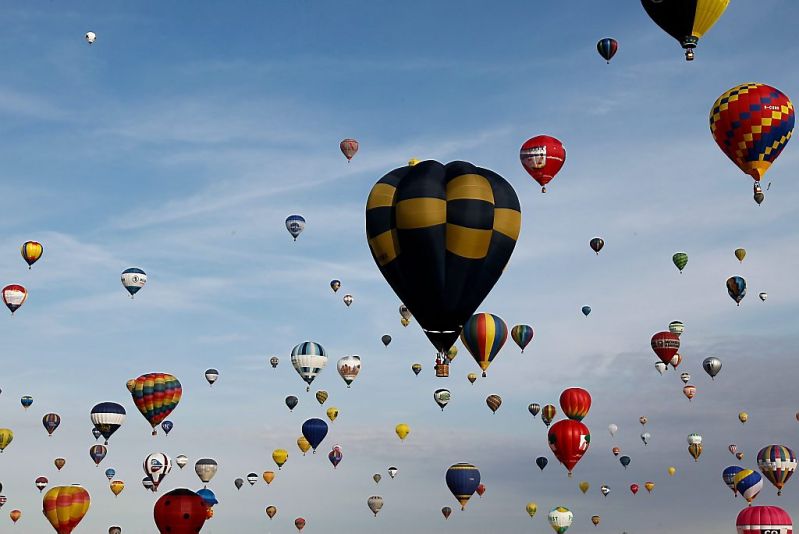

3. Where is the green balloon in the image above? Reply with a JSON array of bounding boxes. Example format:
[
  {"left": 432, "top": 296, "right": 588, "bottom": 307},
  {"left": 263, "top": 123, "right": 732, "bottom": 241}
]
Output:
[{"left": 672, "top": 252, "right": 688, "bottom": 273}]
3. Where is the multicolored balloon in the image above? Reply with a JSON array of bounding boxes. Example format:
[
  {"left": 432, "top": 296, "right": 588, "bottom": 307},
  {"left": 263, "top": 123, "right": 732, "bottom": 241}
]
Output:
[
  {"left": 672, "top": 252, "right": 688, "bottom": 273},
  {"left": 129, "top": 373, "right": 182, "bottom": 435},
  {"left": 340, "top": 138, "right": 359, "bottom": 161},
  {"left": 641, "top": 0, "right": 729, "bottom": 60},
  {"left": 757, "top": 445, "right": 797, "bottom": 495},
  {"left": 21, "top": 241, "right": 43, "bottom": 269},
  {"left": 461, "top": 312, "right": 508, "bottom": 377},
  {"left": 90, "top": 402, "right": 126, "bottom": 444},
  {"left": 285, "top": 215, "right": 306, "bottom": 241},
  {"left": 727, "top": 276, "right": 747, "bottom": 305},
  {"left": 43, "top": 485, "right": 90, "bottom": 534},
  {"left": 2, "top": 284, "right": 27, "bottom": 314},
  {"left": 120, "top": 268, "right": 146, "bottom": 298},
  {"left": 559, "top": 388, "right": 591, "bottom": 421},
  {"left": 291, "top": 342, "right": 327, "bottom": 391},
  {"left": 548, "top": 506, "right": 573, "bottom": 534},
  {"left": 511, "top": 324, "right": 534, "bottom": 352},
  {"left": 548, "top": 419, "right": 591, "bottom": 475},
  {"left": 735, "top": 469, "right": 764, "bottom": 504}
]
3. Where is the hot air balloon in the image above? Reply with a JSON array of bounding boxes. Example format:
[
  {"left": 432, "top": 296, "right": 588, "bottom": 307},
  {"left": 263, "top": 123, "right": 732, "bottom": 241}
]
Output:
[
  {"left": 20, "top": 395, "right": 32, "bottom": 409},
  {"left": 475, "top": 483, "right": 486, "bottom": 497},
  {"left": 326, "top": 407, "right": 339, "bottom": 422},
  {"left": 520, "top": 136, "right": 566, "bottom": 193},
  {"left": 683, "top": 384, "right": 696, "bottom": 401},
  {"left": 291, "top": 342, "right": 327, "bottom": 391},
  {"left": 302, "top": 418, "right": 328, "bottom": 452},
  {"left": 736, "top": 505, "right": 793, "bottom": 534},
  {"left": 328, "top": 447, "right": 342, "bottom": 469},
  {"left": 703, "top": 356, "right": 722, "bottom": 379},
  {"left": 395, "top": 423, "right": 410, "bottom": 441},
  {"left": 337, "top": 355, "right": 361, "bottom": 387},
  {"left": 639, "top": 416, "right": 648, "bottom": 426},
  {"left": 412, "top": 363, "right": 422, "bottom": 376},
  {"left": 434, "top": 389, "right": 451, "bottom": 411},
  {"left": 295, "top": 517, "right": 306, "bottom": 532},
  {"left": 365, "top": 160, "right": 521, "bottom": 358},
  {"left": 272, "top": 449, "right": 288, "bottom": 469},
  {"left": 90, "top": 445, "right": 107, "bottom": 466},
  {"left": 263, "top": 471, "right": 275, "bottom": 484},
  {"left": 234, "top": 478, "right": 243, "bottom": 490},
  {"left": 388, "top": 466, "right": 398, "bottom": 479},
  {"left": 442, "top": 506, "right": 452, "bottom": 519},
  {"left": 644, "top": 481, "right": 655, "bottom": 494},
  {"left": 668, "top": 321, "right": 685, "bottom": 336},
  {"left": 36, "top": 476, "right": 49, "bottom": 492},
  {"left": 668, "top": 466, "right": 676, "bottom": 476},
  {"left": 589, "top": 237, "right": 605, "bottom": 254},
  {"left": 175, "top": 455, "right": 188, "bottom": 469},
  {"left": 340, "top": 138, "right": 359, "bottom": 161},
  {"left": 194, "top": 459, "right": 218, "bottom": 486},
  {"left": 461, "top": 312, "right": 508, "bottom": 377},
  {"left": 596, "top": 38, "right": 618, "bottom": 63},
  {"left": 542, "top": 405, "right": 557, "bottom": 427},
  {"left": 343, "top": 294, "right": 353, "bottom": 307},
  {"left": 591, "top": 515, "right": 601, "bottom": 526},
  {"left": 367, "top": 495, "right": 383, "bottom": 516},
  {"left": 2, "top": 285, "right": 26, "bottom": 314},
  {"left": 21, "top": 241, "right": 43, "bottom": 269},
  {"left": 608, "top": 424, "right": 618, "bottom": 437},
  {"left": 109, "top": 527, "right": 121, "bottom": 534},
  {"left": 266, "top": 506, "right": 277, "bottom": 519},
  {"left": 581, "top": 306, "right": 591, "bottom": 317},
  {"left": 143, "top": 454, "right": 172, "bottom": 492},
  {"left": 727, "top": 276, "right": 747, "bottom": 305},
  {"left": 560, "top": 388, "right": 591, "bottom": 421},
  {"left": 284, "top": 396, "right": 298, "bottom": 412},
  {"left": 467, "top": 373, "right": 477, "bottom": 384},
  {"left": 110, "top": 480, "right": 125, "bottom": 497},
  {"left": 42, "top": 413, "right": 61, "bottom": 436},
  {"left": 204, "top": 369, "right": 219, "bottom": 386},
  {"left": 120, "top": 268, "right": 146, "bottom": 298},
  {"left": 381, "top": 335, "right": 392, "bottom": 347},
  {"left": 161, "top": 420, "right": 174, "bottom": 435},
  {"left": 529, "top": 403, "right": 541, "bottom": 417},
  {"left": 373, "top": 474, "right": 381, "bottom": 484},
  {"left": 738, "top": 452, "right": 746, "bottom": 461},
  {"left": 536, "top": 456, "right": 548, "bottom": 471},
  {"left": 316, "top": 390, "right": 328, "bottom": 405},
  {"left": 549, "top": 420, "right": 591, "bottom": 476},
  {"left": 710, "top": 83, "right": 794, "bottom": 201},
  {"left": 85, "top": 31, "right": 96, "bottom": 44},
  {"left": 735, "top": 248, "right": 747, "bottom": 262},
  {"left": 285, "top": 215, "right": 306, "bottom": 241},
  {"left": 154, "top": 488, "right": 207, "bottom": 534},
  {"left": 90, "top": 402, "right": 126, "bottom": 444},
  {"left": 9, "top": 509, "right": 20, "bottom": 523},
  {"left": 641, "top": 432, "right": 651, "bottom": 445},
  {"left": 630, "top": 484, "right": 639, "bottom": 495},
  {"left": 688, "top": 437, "right": 703, "bottom": 462},
  {"left": 526, "top": 502, "right": 537, "bottom": 517},
  {"left": 579, "top": 481, "right": 590, "bottom": 494},
  {"left": 92, "top": 427, "right": 101, "bottom": 440},
  {"left": 680, "top": 372, "right": 691, "bottom": 384},
  {"left": 612, "top": 447, "right": 621, "bottom": 456},
  {"left": 130, "top": 374, "right": 181, "bottom": 436},
  {"left": 759, "top": 292, "right": 768, "bottom": 301},
  {"left": 330, "top": 280, "right": 341, "bottom": 292},
  {"left": 735, "top": 469, "right": 764, "bottom": 504},
  {"left": 511, "top": 324, "right": 534, "bottom": 352},
  {"left": 601, "top": 485, "right": 610, "bottom": 497},
  {"left": 651, "top": 332, "right": 680, "bottom": 366},
  {"left": 54, "top": 458, "right": 65, "bottom": 470},
  {"left": 43, "top": 485, "right": 90, "bottom": 534},
  {"left": 641, "top": 0, "right": 729, "bottom": 60},
  {"left": 486, "top": 394, "right": 502, "bottom": 414},
  {"left": 739, "top": 412, "right": 749, "bottom": 424},
  {"left": 620, "top": 456, "right": 631, "bottom": 469},
  {"left": 548, "top": 506, "right": 573, "bottom": 534},
  {"left": 143, "top": 477, "right": 154, "bottom": 491},
  {"left": 672, "top": 252, "right": 688, "bottom": 273},
  {"left": 757, "top": 445, "right": 797, "bottom": 495},
  {"left": 655, "top": 361, "right": 667, "bottom": 375},
  {"left": 105, "top": 468, "right": 115, "bottom": 481},
  {"left": 446, "top": 463, "right": 480, "bottom": 510}
]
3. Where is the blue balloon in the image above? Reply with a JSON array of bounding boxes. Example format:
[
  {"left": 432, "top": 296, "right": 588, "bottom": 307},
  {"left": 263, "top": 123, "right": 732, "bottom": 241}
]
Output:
[
  {"left": 161, "top": 420, "right": 173, "bottom": 435},
  {"left": 536, "top": 456, "right": 548, "bottom": 471},
  {"left": 302, "top": 418, "right": 328, "bottom": 452},
  {"left": 723, "top": 465, "right": 743, "bottom": 495},
  {"left": 581, "top": 306, "right": 591, "bottom": 317},
  {"left": 726, "top": 276, "right": 747, "bottom": 305},
  {"left": 446, "top": 463, "right": 481, "bottom": 511},
  {"left": 196, "top": 488, "right": 219, "bottom": 507},
  {"left": 285, "top": 214, "right": 306, "bottom": 241},
  {"left": 620, "top": 455, "right": 631, "bottom": 468},
  {"left": 20, "top": 396, "right": 33, "bottom": 408},
  {"left": 105, "top": 468, "right": 116, "bottom": 480}
]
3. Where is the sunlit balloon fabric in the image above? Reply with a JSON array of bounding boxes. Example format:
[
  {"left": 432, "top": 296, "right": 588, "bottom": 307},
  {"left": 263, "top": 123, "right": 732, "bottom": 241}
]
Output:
[
  {"left": 121, "top": 268, "right": 146, "bottom": 297},
  {"left": 20, "top": 240, "right": 43, "bottom": 268},
  {"left": 757, "top": 445, "right": 797, "bottom": 495},
  {"left": 445, "top": 463, "right": 480, "bottom": 510},
  {"left": 291, "top": 342, "right": 327, "bottom": 391},
  {"left": 710, "top": 83, "right": 794, "bottom": 183},
  {"left": 2, "top": 284, "right": 27, "bottom": 314},
  {"left": 90, "top": 402, "right": 126, "bottom": 444},
  {"left": 460, "top": 312, "right": 508, "bottom": 377},
  {"left": 129, "top": 373, "right": 182, "bottom": 435},
  {"left": 43, "top": 485, "right": 90, "bottom": 534},
  {"left": 735, "top": 468, "right": 764, "bottom": 504},
  {"left": 736, "top": 505, "right": 793, "bottom": 534},
  {"left": 365, "top": 160, "right": 521, "bottom": 355},
  {"left": 640, "top": 0, "right": 729, "bottom": 60}
]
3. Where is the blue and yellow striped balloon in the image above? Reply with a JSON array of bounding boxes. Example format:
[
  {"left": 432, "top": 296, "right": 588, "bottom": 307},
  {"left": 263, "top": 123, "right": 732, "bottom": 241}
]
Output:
[
  {"left": 460, "top": 313, "right": 508, "bottom": 377},
  {"left": 734, "top": 468, "right": 763, "bottom": 504}
]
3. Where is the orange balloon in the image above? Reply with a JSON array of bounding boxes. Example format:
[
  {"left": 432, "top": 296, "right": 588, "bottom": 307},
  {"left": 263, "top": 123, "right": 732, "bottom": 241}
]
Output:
[
  {"left": 43, "top": 486, "right": 90, "bottom": 534},
  {"left": 263, "top": 471, "right": 275, "bottom": 485},
  {"left": 9, "top": 509, "right": 21, "bottom": 523}
]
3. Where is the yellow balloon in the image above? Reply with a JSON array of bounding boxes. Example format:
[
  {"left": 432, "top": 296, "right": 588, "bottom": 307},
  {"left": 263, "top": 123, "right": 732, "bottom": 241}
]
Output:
[
  {"left": 526, "top": 502, "right": 537, "bottom": 518},
  {"left": 591, "top": 515, "right": 601, "bottom": 526},
  {"left": 272, "top": 449, "right": 288, "bottom": 469},
  {"left": 43, "top": 486, "right": 90, "bottom": 533},
  {"left": 408, "top": 158, "right": 420, "bottom": 166},
  {"left": 738, "top": 412, "right": 749, "bottom": 424},
  {"left": 578, "top": 481, "right": 589, "bottom": 494},
  {"left": 0, "top": 429, "right": 13, "bottom": 452},
  {"left": 326, "top": 407, "right": 339, "bottom": 422},
  {"left": 467, "top": 373, "right": 478, "bottom": 384},
  {"left": 297, "top": 436, "right": 311, "bottom": 455},
  {"left": 262, "top": 471, "right": 275, "bottom": 484},
  {"left": 400, "top": 318, "right": 410, "bottom": 327},
  {"left": 447, "top": 346, "right": 458, "bottom": 361},
  {"left": 395, "top": 423, "right": 410, "bottom": 441},
  {"left": 644, "top": 481, "right": 655, "bottom": 493},
  {"left": 110, "top": 480, "right": 125, "bottom": 496},
  {"left": 668, "top": 466, "right": 676, "bottom": 476},
  {"left": 125, "top": 379, "right": 136, "bottom": 392},
  {"left": 735, "top": 248, "right": 746, "bottom": 262}
]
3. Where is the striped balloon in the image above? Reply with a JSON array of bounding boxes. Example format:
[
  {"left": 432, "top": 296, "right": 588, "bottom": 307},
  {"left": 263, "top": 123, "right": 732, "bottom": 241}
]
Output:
[
  {"left": 734, "top": 469, "right": 764, "bottom": 504},
  {"left": 445, "top": 463, "right": 481, "bottom": 510},
  {"left": 460, "top": 313, "right": 508, "bottom": 377},
  {"left": 291, "top": 342, "right": 327, "bottom": 391},
  {"left": 20, "top": 241, "right": 43, "bottom": 269},
  {"left": 757, "top": 445, "right": 797, "bottom": 495},
  {"left": 43, "top": 485, "right": 90, "bottom": 534},
  {"left": 736, "top": 505, "right": 793, "bottom": 534},
  {"left": 129, "top": 373, "right": 182, "bottom": 435},
  {"left": 511, "top": 324, "right": 534, "bottom": 353},
  {"left": 596, "top": 38, "right": 618, "bottom": 63}
]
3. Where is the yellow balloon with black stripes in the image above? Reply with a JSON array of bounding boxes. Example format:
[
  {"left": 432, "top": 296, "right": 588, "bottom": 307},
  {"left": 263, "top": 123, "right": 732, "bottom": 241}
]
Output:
[
  {"left": 366, "top": 160, "right": 521, "bottom": 355},
  {"left": 21, "top": 240, "right": 43, "bottom": 269},
  {"left": 641, "top": 0, "right": 729, "bottom": 61}
]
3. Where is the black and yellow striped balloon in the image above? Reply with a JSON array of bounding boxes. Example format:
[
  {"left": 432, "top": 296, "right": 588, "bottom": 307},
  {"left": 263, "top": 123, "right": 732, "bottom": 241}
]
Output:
[{"left": 365, "top": 160, "right": 521, "bottom": 354}]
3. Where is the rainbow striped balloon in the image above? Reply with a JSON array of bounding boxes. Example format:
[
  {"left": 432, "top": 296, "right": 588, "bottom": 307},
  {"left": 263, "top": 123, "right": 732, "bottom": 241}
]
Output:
[{"left": 460, "top": 313, "right": 508, "bottom": 377}]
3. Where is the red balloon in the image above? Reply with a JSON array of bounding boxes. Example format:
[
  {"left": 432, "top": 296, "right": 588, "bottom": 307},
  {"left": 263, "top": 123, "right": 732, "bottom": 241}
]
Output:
[
  {"left": 519, "top": 135, "right": 566, "bottom": 192},
  {"left": 548, "top": 419, "right": 591, "bottom": 475},
  {"left": 736, "top": 505, "right": 792, "bottom": 534},
  {"left": 650, "top": 332, "right": 679, "bottom": 365},
  {"left": 295, "top": 517, "right": 306, "bottom": 532},
  {"left": 154, "top": 488, "right": 208, "bottom": 534},
  {"left": 559, "top": 387, "right": 591, "bottom": 421},
  {"left": 630, "top": 483, "right": 639, "bottom": 495},
  {"left": 475, "top": 483, "right": 485, "bottom": 497}
]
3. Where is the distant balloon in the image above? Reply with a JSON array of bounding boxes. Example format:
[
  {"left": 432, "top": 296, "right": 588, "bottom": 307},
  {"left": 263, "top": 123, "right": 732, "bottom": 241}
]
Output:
[
  {"left": 651, "top": 331, "right": 680, "bottom": 366},
  {"left": 680, "top": 372, "right": 691, "bottom": 384},
  {"left": 520, "top": 135, "right": 566, "bottom": 193},
  {"left": 326, "top": 407, "right": 339, "bottom": 422},
  {"left": 608, "top": 424, "right": 618, "bottom": 437},
  {"left": 54, "top": 458, "right": 65, "bottom": 470},
  {"left": 367, "top": 495, "right": 383, "bottom": 516},
  {"left": 536, "top": 456, "right": 548, "bottom": 471},
  {"left": 381, "top": 335, "right": 392, "bottom": 347},
  {"left": 295, "top": 517, "right": 306, "bottom": 532},
  {"left": 340, "top": 138, "right": 359, "bottom": 161},
  {"left": 161, "top": 420, "right": 173, "bottom": 435},
  {"left": 175, "top": 455, "right": 188, "bottom": 469},
  {"left": 105, "top": 468, "right": 116, "bottom": 481},
  {"left": 668, "top": 466, "right": 676, "bottom": 476},
  {"left": 641, "top": 432, "right": 651, "bottom": 445},
  {"left": 467, "top": 373, "right": 477, "bottom": 384},
  {"left": 620, "top": 456, "right": 631, "bottom": 469},
  {"left": 21, "top": 241, "right": 43, "bottom": 269},
  {"left": 272, "top": 449, "right": 288, "bottom": 469},
  {"left": 734, "top": 469, "right": 764, "bottom": 504},
  {"left": 591, "top": 515, "right": 601, "bottom": 526},
  {"left": 204, "top": 369, "right": 219, "bottom": 386},
  {"left": 581, "top": 306, "right": 591, "bottom": 317},
  {"left": 601, "top": 485, "right": 610, "bottom": 497},
  {"left": 579, "top": 481, "right": 590, "bottom": 494},
  {"left": 630, "top": 483, "right": 639, "bottom": 495},
  {"left": 486, "top": 394, "right": 502, "bottom": 414},
  {"left": 589, "top": 237, "right": 604, "bottom": 254},
  {"left": 110, "top": 480, "right": 124, "bottom": 497},
  {"left": 388, "top": 466, "right": 398, "bottom": 479},
  {"left": 596, "top": 38, "right": 618, "bottom": 63},
  {"left": 120, "top": 268, "right": 146, "bottom": 298},
  {"left": 529, "top": 403, "right": 541, "bottom": 417},
  {"left": 234, "top": 478, "right": 243, "bottom": 490},
  {"left": 672, "top": 252, "right": 688, "bottom": 273},
  {"left": 35, "top": 476, "right": 48, "bottom": 492},
  {"left": 42, "top": 413, "right": 61, "bottom": 436},
  {"left": 315, "top": 390, "right": 328, "bottom": 405},
  {"left": 330, "top": 280, "right": 341, "bottom": 292},
  {"left": 343, "top": 294, "right": 353, "bottom": 307},
  {"left": 2, "top": 284, "right": 27, "bottom": 314},
  {"left": 266, "top": 506, "right": 277, "bottom": 519},
  {"left": 412, "top": 363, "right": 422, "bottom": 376},
  {"left": 612, "top": 447, "right": 621, "bottom": 456},
  {"left": 442, "top": 506, "right": 452, "bottom": 520},
  {"left": 542, "top": 405, "right": 557, "bottom": 427},
  {"left": 655, "top": 361, "right": 667, "bottom": 375},
  {"left": 639, "top": 416, "right": 648, "bottom": 426},
  {"left": 395, "top": 423, "right": 410, "bottom": 441},
  {"left": 263, "top": 471, "right": 275, "bottom": 484},
  {"left": 85, "top": 31, "right": 96, "bottom": 44},
  {"left": 526, "top": 502, "right": 537, "bottom": 518},
  {"left": 90, "top": 444, "right": 108, "bottom": 466},
  {"left": 302, "top": 418, "right": 329, "bottom": 451},
  {"left": 285, "top": 215, "right": 306, "bottom": 241},
  {"left": 461, "top": 312, "right": 508, "bottom": 377},
  {"left": 645, "top": 481, "right": 655, "bottom": 493},
  {"left": 90, "top": 402, "right": 126, "bottom": 445},
  {"left": 759, "top": 292, "right": 768, "bottom": 301},
  {"left": 735, "top": 248, "right": 747, "bottom": 262},
  {"left": 129, "top": 373, "right": 181, "bottom": 436},
  {"left": 739, "top": 412, "right": 749, "bottom": 424},
  {"left": 668, "top": 321, "right": 685, "bottom": 337},
  {"left": 511, "top": 324, "right": 534, "bottom": 352},
  {"left": 144, "top": 453, "right": 172, "bottom": 490},
  {"left": 329, "top": 448, "right": 343, "bottom": 469},
  {"left": 757, "top": 445, "right": 797, "bottom": 496},
  {"left": 434, "top": 389, "right": 451, "bottom": 411},
  {"left": 337, "top": 355, "right": 361, "bottom": 387},
  {"left": 21, "top": 395, "right": 33, "bottom": 409},
  {"left": 683, "top": 384, "right": 696, "bottom": 401},
  {"left": 703, "top": 357, "right": 722, "bottom": 379},
  {"left": 727, "top": 276, "right": 747, "bottom": 305},
  {"left": 373, "top": 474, "right": 381, "bottom": 484},
  {"left": 291, "top": 342, "right": 327, "bottom": 391}
]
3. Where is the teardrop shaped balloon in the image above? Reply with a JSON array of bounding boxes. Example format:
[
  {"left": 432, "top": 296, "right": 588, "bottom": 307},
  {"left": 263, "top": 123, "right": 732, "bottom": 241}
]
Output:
[
  {"left": 90, "top": 402, "right": 126, "bottom": 445},
  {"left": 641, "top": 0, "right": 729, "bottom": 60},
  {"left": 520, "top": 136, "right": 566, "bottom": 193},
  {"left": 302, "top": 418, "right": 328, "bottom": 452},
  {"left": 285, "top": 396, "right": 298, "bottom": 412},
  {"left": 43, "top": 486, "right": 90, "bottom": 534},
  {"left": 734, "top": 469, "right": 764, "bottom": 504},
  {"left": 757, "top": 445, "right": 797, "bottom": 496},
  {"left": 445, "top": 463, "right": 481, "bottom": 510},
  {"left": 266, "top": 506, "right": 277, "bottom": 520},
  {"left": 581, "top": 306, "right": 591, "bottom": 317},
  {"left": 759, "top": 292, "right": 768, "bottom": 301},
  {"left": 381, "top": 335, "right": 391, "bottom": 347},
  {"left": 365, "top": 161, "right": 521, "bottom": 356},
  {"left": 511, "top": 324, "right": 534, "bottom": 352},
  {"left": 486, "top": 394, "right": 502, "bottom": 414},
  {"left": 272, "top": 449, "right": 288, "bottom": 469},
  {"left": 330, "top": 280, "right": 341, "bottom": 292},
  {"left": 315, "top": 390, "right": 328, "bottom": 405},
  {"left": 559, "top": 387, "right": 591, "bottom": 421},
  {"left": 548, "top": 506, "right": 573, "bottom": 534},
  {"left": 411, "top": 363, "right": 422, "bottom": 376},
  {"left": 589, "top": 237, "right": 604, "bottom": 254},
  {"left": 2, "top": 284, "right": 27, "bottom": 314},
  {"left": 291, "top": 342, "right": 327, "bottom": 391},
  {"left": 297, "top": 436, "right": 311, "bottom": 455},
  {"left": 596, "top": 38, "right": 618, "bottom": 63},
  {"left": 337, "top": 355, "right": 361, "bottom": 387},
  {"left": 548, "top": 420, "right": 591, "bottom": 475},
  {"left": 726, "top": 276, "right": 747, "bottom": 305},
  {"left": 735, "top": 248, "right": 746, "bottom": 262},
  {"left": 467, "top": 373, "right": 478, "bottom": 384},
  {"left": 21, "top": 241, "right": 43, "bottom": 269},
  {"left": 395, "top": 423, "right": 410, "bottom": 441},
  {"left": 542, "top": 405, "right": 557, "bottom": 427},
  {"left": 129, "top": 373, "right": 181, "bottom": 436},
  {"left": 461, "top": 313, "right": 508, "bottom": 377},
  {"left": 651, "top": 332, "right": 680, "bottom": 365},
  {"left": 285, "top": 215, "right": 306, "bottom": 241},
  {"left": 536, "top": 456, "right": 548, "bottom": 471},
  {"left": 340, "top": 138, "right": 359, "bottom": 161},
  {"left": 672, "top": 252, "right": 688, "bottom": 273},
  {"left": 578, "top": 481, "right": 589, "bottom": 494},
  {"left": 529, "top": 403, "right": 541, "bottom": 417},
  {"left": 434, "top": 389, "right": 451, "bottom": 411},
  {"left": 668, "top": 320, "right": 684, "bottom": 337},
  {"left": 326, "top": 407, "right": 339, "bottom": 422}
]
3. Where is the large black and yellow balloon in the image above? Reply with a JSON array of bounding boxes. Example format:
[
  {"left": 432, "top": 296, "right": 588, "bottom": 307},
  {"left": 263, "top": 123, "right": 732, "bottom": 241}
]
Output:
[
  {"left": 366, "top": 160, "right": 521, "bottom": 354},
  {"left": 641, "top": 0, "right": 729, "bottom": 60}
]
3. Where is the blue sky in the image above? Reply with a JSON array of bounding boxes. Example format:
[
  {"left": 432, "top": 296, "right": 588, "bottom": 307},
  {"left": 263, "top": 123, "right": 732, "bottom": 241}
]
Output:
[{"left": 1, "top": 1, "right": 798, "bottom": 532}]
